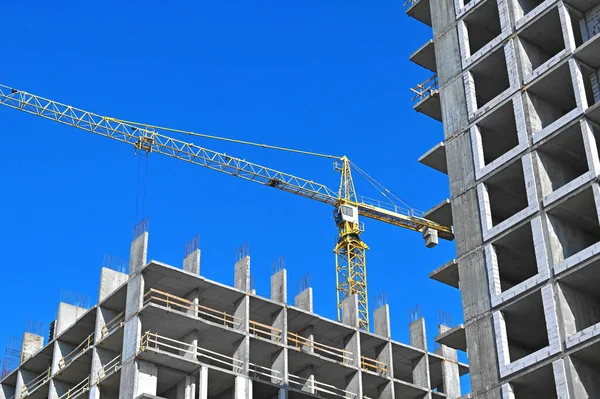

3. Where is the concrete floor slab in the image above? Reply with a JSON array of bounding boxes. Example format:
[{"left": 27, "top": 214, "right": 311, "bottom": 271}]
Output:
[
  {"left": 394, "top": 380, "right": 429, "bottom": 398},
  {"left": 53, "top": 351, "right": 92, "bottom": 384},
  {"left": 429, "top": 259, "right": 459, "bottom": 289},
  {"left": 435, "top": 324, "right": 467, "bottom": 351},
  {"left": 424, "top": 199, "right": 453, "bottom": 228},
  {"left": 410, "top": 40, "right": 437, "bottom": 72},
  {"left": 406, "top": 0, "right": 432, "bottom": 26},
  {"left": 414, "top": 92, "right": 442, "bottom": 121},
  {"left": 419, "top": 142, "right": 447, "bottom": 174}
]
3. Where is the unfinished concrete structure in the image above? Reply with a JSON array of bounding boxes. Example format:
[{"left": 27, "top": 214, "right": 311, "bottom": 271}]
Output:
[
  {"left": 0, "top": 227, "right": 467, "bottom": 399},
  {"left": 409, "top": 0, "right": 600, "bottom": 394}
]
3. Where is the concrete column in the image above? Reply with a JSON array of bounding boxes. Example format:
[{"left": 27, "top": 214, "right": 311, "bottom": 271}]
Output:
[
  {"left": 235, "top": 256, "right": 251, "bottom": 292},
  {"left": 49, "top": 379, "right": 70, "bottom": 399},
  {"left": 270, "top": 269, "right": 287, "bottom": 304},
  {"left": 294, "top": 288, "right": 313, "bottom": 312},
  {"left": 345, "top": 371, "right": 362, "bottom": 398},
  {"left": 180, "top": 330, "right": 198, "bottom": 360},
  {"left": 377, "top": 381, "right": 393, "bottom": 399},
  {"left": 341, "top": 295, "right": 360, "bottom": 329},
  {"left": 20, "top": 333, "right": 43, "bottom": 363},
  {"left": 197, "top": 366, "right": 208, "bottom": 399},
  {"left": 437, "top": 325, "right": 460, "bottom": 398},
  {"left": 234, "top": 376, "right": 252, "bottom": 399},
  {"left": 55, "top": 303, "right": 87, "bottom": 337},
  {"left": 129, "top": 231, "right": 148, "bottom": 276},
  {"left": 296, "top": 366, "right": 315, "bottom": 394},
  {"left": 183, "top": 237, "right": 201, "bottom": 275},
  {"left": 409, "top": 318, "right": 432, "bottom": 394},
  {"left": 99, "top": 267, "right": 128, "bottom": 303},
  {"left": 373, "top": 304, "right": 391, "bottom": 338},
  {"left": 277, "top": 387, "right": 288, "bottom": 399},
  {"left": 119, "top": 231, "right": 148, "bottom": 399},
  {"left": 176, "top": 375, "right": 196, "bottom": 399}
]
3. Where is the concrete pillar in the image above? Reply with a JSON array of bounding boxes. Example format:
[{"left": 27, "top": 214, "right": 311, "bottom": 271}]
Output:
[
  {"left": 345, "top": 371, "right": 362, "bottom": 399},
  {"left": 294, "top": 288, "right": 313, "bottom": 312},
  {"left": 235, "top": 256, "right": 251, "bottom": 292},
  {"left": 48, "top": 379, "right": 70, "bottom": 399},
  {"left": 55, "top": 302, "right": 87, "bottom": 337},
  {"left": 409, "top": 318, "right": 431, "bottom": 394},
  {"left": 176, "top": 375, "right": 196, "bottom": 399},
  {"left": 20, "top": 333, "right": 43, "bottom": 363},
  {"left": 277, "top": 387, "right": 288, "bottom": 399},
  {"left": 119, "top": 230, "right": 148, "bottom": 399},
  {"left": 180, "top": 330, "right": 198, "bottom": 360},
  {"left": 197, "top": 366, "right": 208, "bottom": 399},
  {"left": 183, "top": 237, "right": 201, "bottom": 275},
  {"left": 270, "top": 269, "right": 287, "bottom": 304},
  {"left": 437, "top": 325, "right": 460, "bottom": 398},
  {"left": 129, "top": 230, "right": 148, "bottom": 276},
  {"left": 296, "top": 366, "right": 315, "bottom": 394},
  {"left": 377, "top": 381, "right": 393, "bottom": 399},
  {"left": 341, "top": 294, "right": 360, "bottom": 329},
  {"left": 373, "top": 304, "right": 391, "bottom": 338},
  {"left": 234, "top": 376, "right": 252, "bottom": 399},
  {"left": 99, "top": 267, "right": 128, "bottom": 303}
]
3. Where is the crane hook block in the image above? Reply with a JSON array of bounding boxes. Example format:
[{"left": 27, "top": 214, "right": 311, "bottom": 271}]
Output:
[{"left": 422, "top": 227, "right": 439, "bottom": 248}]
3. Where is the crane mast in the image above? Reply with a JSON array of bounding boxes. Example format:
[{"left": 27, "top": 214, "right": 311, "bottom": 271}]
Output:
[{"left": 0, "top": 83, "right": 453, "bottom": 331}]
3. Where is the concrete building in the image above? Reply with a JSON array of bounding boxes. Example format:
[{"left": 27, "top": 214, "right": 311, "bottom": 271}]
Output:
[
  {"left": 0, "top": 226, "right": 467, "bottom": 399},
  {"left": 409, "top": 0, "right": 600, "bottom": 395}
]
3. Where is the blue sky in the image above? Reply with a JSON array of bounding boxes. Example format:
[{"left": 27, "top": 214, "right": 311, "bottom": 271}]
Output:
[{"left": 0, "top": 0, "right": 467, "bottom": 391}]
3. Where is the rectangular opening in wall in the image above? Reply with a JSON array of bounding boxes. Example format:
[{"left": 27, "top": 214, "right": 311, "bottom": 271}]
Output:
[
  {"left": 535, "top": 121, "right": 589, "bottom": 197},
  {"left": 463, "top": 0, "right": 502, "bottom": 55},
  {"left": 546, "top": 185, "right": 600, "bottom": 265},
  {"left": 483, "top": 158, "right": 529, "bottom": 226},
  {"left": 524, "top": 62, "right": 577, "bottom": 135},
  {"left": 471, "top": 47, "right": 510, "bottom": 109},
  {"left": 510, "top": 0, "right": 545, "bottom": 21},
  {"left": 502, "top": 289, "right": 549, "bottom": 362},
  {"left": 509, "top": 362, "right": 557, "bottom": 398},
  {"left": 557, "top": 257, "right": 600, "bottom": 337},
  {"left": 476, "top": 100, "right": 520, "bottom": 166},
  {"left": 491, "top": 222, "right": 538, "bottom": 292},
  {"left": 568, "top": 342, "right": 600, "bottom": 396},
  {"left": 517, "top": 7, "right": 566, "bottom": 77}
]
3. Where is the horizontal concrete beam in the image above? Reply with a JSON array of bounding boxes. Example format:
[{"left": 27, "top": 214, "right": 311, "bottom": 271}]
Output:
[{"left": 406, "top": 0, "right": 432, "bottom": 27}]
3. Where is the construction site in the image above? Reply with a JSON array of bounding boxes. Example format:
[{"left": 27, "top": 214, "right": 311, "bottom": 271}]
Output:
[{"left": 1, "top": 0, "right": 600, "bottom": 398}]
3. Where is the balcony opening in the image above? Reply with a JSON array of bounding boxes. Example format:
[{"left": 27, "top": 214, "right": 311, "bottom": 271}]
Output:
[
  {"left": 476, "top": 100, "right": 519, "bottom": 166},
  {"left": 524, "top": 62, "right": 577, "bottom": 135},
  {"left": 483, "top": 158, "right": 528, "bottom": 227},
  {"left": 503, "top": 290, "right": 549, "bottom": 362},
  {"left": 546, "top": 185, "right": 600, "bottom": 265},
  {"left": 464, "top": 0, "right": 502, "bottom": 55},
  {"left": 535, "top": 121, "right": 589, "bottom": 197},
  {"left": 509, "top": 362, "right": 557, "bottom": 398},
  {"left": 491, "top": 222, "right": 538, "bottom": 292},
  {"left": 516, "top": 8, "right": 565, "bottom": 77},
  {"left": 568, "top": 341, "right": 600, "bottom": 396},
  {"left": 471, "top": 47, "right": 510, "bottom": 109}
]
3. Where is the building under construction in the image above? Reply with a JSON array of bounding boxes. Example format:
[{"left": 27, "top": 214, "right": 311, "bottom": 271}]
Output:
[
  {"left": 0, "top": 226, "right": 468, "bottom": 399},
  {"left": 409, "top": 0, "right": 600, "bottom": 394}
]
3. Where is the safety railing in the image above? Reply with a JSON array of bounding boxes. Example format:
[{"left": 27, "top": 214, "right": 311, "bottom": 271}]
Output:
[
  {"left": 288, "top": 332, "right": 353, "bottom": 364},
  {"left": 58, "top": 377, "right": 89, "bottom": 399},
  {"left": 59, "top": 333, "right": 94, "bottom": 369},
  {"left": 411, "top": 75, "right": 439, "bottom": 102},
  {"left": 19, "top": 368, "right": 51, "bottom": 399},
  {"left": 403, "top": 0, "right": 420, "bottom": 8},
  {"left": 140, "top": 331, "right": 243, "bottom": 373},
  {"left": 95, "top": 354, "right": 122, "bottom": 383},
  {"left": 100, "top": 311, "right": 125, "bottom": 340},
  {"left": 249, "top": 363, "right": 283, "bottom": 384},
  {"left": 249, "top": 320, "right": 283, "bottom": 343},
  {"left": 360, "top": 356, "right": 388, "bottom": 375},
  {"left": 288, "top": 374, "right": 356, "bottom": 399},
  {"left": 143, "top": 289, "right": 241, "bottom": 329}
]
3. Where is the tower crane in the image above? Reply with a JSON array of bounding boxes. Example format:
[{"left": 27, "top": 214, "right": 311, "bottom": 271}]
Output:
[{"left": 0, "top": 84, "right": 453, "bottom": 331}]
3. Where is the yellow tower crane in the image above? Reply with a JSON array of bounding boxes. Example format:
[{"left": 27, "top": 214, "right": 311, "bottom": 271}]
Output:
[{"left": 0, "top": 84, "right": 453, "bottom": 331}]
